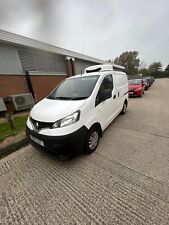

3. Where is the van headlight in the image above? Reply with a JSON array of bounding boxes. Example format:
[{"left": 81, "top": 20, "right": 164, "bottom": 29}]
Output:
[{"left": 52, "top": 110, "right": 80, "bottom": 128}]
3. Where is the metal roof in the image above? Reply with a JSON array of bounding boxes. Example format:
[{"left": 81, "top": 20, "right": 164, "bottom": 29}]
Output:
[{"left": 0, "top": 29, "right": 124, "bottom": 69}]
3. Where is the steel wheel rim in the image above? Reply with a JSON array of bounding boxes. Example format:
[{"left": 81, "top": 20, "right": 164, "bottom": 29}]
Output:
[{"left": 88, "top": 131, "right": 99, "bottom": 150}]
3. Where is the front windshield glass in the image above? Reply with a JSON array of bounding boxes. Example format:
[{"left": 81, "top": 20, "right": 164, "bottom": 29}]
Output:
[
  {"left": 128, "top": 79, "right": 142, "bottom": 85},
  {"left": 47, "top": 75, "right": 99, "bottom": 100}
]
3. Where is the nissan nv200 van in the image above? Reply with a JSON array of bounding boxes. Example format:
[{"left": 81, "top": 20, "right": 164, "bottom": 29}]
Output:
[{"left": 26, "top": 64, "right": 128, "bottom": 159}]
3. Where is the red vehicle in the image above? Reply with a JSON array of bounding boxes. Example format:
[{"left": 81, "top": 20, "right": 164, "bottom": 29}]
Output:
[{"left": 128, "top": 79, "right": 145, "bottom": 97}]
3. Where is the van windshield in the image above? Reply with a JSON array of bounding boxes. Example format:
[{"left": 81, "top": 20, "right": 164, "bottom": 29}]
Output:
[{"left": 47, "top": 75, "right": 100, "bottom": 100}]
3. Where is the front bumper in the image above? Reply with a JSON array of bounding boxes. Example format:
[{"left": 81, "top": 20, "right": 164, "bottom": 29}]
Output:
[
  {"left": 128, "top": 90, "right": 142, "bottom": 97},
  {"left": 26, "top": 125, "right": 88, "bottom": 153}
]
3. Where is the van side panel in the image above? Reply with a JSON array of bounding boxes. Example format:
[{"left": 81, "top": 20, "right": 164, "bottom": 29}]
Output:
[
  {"left": 82, "top": 71, "right": 128, "bottom": 132},
  {"left": 113, "top": 72, "right": 128, "bottom": 114}
]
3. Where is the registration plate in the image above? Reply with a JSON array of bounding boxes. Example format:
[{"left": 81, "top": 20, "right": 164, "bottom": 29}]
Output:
[
  {"left": 30, "top": 135, "right": 44, "bottom": 146},
  {"left": 129, "top": 91, "right": 134, "bottom": 94}
]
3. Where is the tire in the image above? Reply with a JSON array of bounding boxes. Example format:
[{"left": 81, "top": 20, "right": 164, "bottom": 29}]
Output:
[
  {"left": 121, "top": 101, "right": 127, "bottom": 114},
  {"left": 84, "top": 127, "right": 100, "bottom": 154}
]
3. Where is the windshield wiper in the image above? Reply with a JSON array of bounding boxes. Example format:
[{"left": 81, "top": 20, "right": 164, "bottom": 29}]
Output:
[
  {"left": 47, "top": 96, "right": 55, "bottom": 99},
  {"left": 47, "top": 96, "right": 71, "bottom": 100},
  {"left": 47, "top": 96, "right": 88, "bottom": 100},
  {"left": 54, "top": 97, "right": 74, "bottom": 100},
  {"left": 71, "top": 97, "right": 88, "bottom": 100}
]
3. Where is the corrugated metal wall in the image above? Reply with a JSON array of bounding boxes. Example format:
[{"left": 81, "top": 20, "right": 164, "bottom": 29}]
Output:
[
  {"left": 0, "top": 43, "right": 67, "bottom": 74},
  {"left": 17, "top": 48, "right": 66, "bottom": 73},
  {"left": 74, "top": 59, "right": 98, "bottom": 75},
  {"left": 0, "top": 42, "right": 99, "bottom": 76},
  {"left": 0, "top": 30, "right": 105, "bottom": 64},
  {"left": 0, "top": 44, "right": 22, "bottom": 74}
]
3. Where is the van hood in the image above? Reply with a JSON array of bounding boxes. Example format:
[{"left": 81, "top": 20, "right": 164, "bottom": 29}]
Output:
[{"left": 30, "top": 98, "right": 86, "bottom": 122}]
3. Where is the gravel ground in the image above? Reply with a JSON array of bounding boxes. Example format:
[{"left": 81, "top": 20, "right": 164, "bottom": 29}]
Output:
[{"left": 0, "top": 79, "right": 169, "bottom": 225}]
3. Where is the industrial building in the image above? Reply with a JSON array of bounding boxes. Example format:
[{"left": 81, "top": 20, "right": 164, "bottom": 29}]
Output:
[{"left": 0, "top": 30, "right": 123, "bottom": 112}]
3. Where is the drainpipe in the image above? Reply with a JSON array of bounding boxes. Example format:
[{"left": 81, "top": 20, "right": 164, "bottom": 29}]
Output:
[
  {"left": 70, "top": 57, "right": 76, "bottom": 75},
  {"left": 24, "top": 70, "right": 36, "bottom": 102},
  {"left": 65, "top": 56, "right": 75, "bottom": 76}
]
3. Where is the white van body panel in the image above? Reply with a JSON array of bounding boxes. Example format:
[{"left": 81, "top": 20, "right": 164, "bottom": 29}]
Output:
[
  {"left": 85, "top": 64, "right": 113, "bottom": 73},
  {"left": 27, "top": 118, "right": 85, "bottom": 136},
  {"left": 81, "top": 71, "right": 128, "bottom": 131},
  {"left": 27, "top": 69, "right": 128, "bottom": 138},
  {"left": 113, "top": 72, "right": 128, "bottom": 113},
  {"left": 31, "top": 98, "right": 86, "bottom": 122}
]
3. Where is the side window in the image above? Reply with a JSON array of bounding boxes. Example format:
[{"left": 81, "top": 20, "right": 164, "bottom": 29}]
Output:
[
  {"left": 95, "top": 75, "right": 113, "bottom": 106},
  {"left": 104, "top": 74, "right": 113, "bottom": 90}
]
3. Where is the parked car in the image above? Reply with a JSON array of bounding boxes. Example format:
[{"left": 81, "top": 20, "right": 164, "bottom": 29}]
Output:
[
  {"left": 26, "top": 64, "right": 128, "bottom": 160},
  {"left": 128, "top": 79, "right": 145, "bottom": 97},
  {"left": 143, "top": 78, "right": 150, "bottom": 90},
  {"left": 150, "top": 76, "right": 155, "bottom": 84},
  {"left": 147, "top": 76, "right": 154, "bottom": 87}
]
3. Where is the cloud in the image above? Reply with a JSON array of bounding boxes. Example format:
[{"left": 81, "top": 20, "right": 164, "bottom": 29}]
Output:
[{"left": 0, "top": 0, "right": 169, "bottom": 68}]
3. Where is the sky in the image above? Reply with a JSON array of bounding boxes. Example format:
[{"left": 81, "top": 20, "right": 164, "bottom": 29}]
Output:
[{"left": 0, "top": 0, "right": 169, "bottom": 69}]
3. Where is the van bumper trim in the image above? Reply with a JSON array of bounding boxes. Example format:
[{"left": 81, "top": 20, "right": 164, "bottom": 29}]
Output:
[{"left": 26, "top": 125, "right": 88, "bottom": 153}]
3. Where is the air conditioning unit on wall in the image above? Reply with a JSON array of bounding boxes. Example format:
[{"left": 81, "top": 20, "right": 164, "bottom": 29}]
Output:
[
  {"left": 10, "top": 93, "right": 35, "bottom": 111},
  {"left": 0, "top": 98, "right": 7, "bottom": 112}
]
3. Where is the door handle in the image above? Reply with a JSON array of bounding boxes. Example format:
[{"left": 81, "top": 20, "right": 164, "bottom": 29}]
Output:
[{"left": 113, "top": 94, "right": 116, "bottom": 99}]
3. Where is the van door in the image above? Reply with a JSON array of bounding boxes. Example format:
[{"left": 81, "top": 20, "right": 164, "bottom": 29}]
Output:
[
  {"left": 95, "top": 74, "right": 117, "bottom": 130},
  {"left": 114, "top": 73, "right": 128, "bottom": 115}
]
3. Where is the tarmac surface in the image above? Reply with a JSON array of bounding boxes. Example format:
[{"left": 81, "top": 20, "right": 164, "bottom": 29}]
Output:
[{"left": 0, "top": 78, "right": 169, "bottom": 225}]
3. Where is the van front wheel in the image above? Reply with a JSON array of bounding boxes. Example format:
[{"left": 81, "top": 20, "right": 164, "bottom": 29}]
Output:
[
  {"left": 84, "top": 127, "right": 100, "bottom": 154},
  {"left": 121, "top": 101, "right": 127, "bottom": 114}
]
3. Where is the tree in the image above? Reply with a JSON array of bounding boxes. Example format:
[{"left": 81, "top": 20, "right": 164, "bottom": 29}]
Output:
[
  {"left": 139, "top": 68, "right": 149, "bottom": 77},
  {"left": 148, "top": 62, "right": 162, "bottom": 74},
  {"left": 114, "top": 51, "right": 140, "bottom": 75},
  {"left": 165, "top": 64, "right": 169, "bottom": 73}
]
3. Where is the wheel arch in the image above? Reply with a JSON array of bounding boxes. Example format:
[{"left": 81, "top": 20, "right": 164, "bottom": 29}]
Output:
[
  {"left": 89, "top": 122, "right": 102, "bottom": 137},
  {"left": 124, "top": 98, "right": 128, "bottom": 106}
]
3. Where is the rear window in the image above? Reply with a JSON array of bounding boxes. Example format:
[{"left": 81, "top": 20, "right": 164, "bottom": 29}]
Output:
[{"left": 129, "top": 79, "right": 142, "bottom": 85}]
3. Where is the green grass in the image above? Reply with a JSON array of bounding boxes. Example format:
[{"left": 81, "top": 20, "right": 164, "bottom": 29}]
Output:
[{"left": 0, "top": 115, "right": 28, "bottom": 142}]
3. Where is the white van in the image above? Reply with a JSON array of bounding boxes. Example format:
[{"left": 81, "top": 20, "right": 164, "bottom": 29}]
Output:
[{"left": 26, "top": 64, "right": 128, "bottom": 159}]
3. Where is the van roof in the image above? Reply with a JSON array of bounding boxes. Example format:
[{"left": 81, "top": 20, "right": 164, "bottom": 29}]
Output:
[
  {"left": 68, "top": 70, "right": 126, "bottom": 80},
  {"left": 85, "top": 64, "right": 125, "bottom": 73},
  {"left": 69, "top": 72, "right": 105, "bottom": 79}
]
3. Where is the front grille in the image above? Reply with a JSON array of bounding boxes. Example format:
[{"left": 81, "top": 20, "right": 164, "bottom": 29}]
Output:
[{"left": 30, "top": 117, "right": 53, "bottom": 130}]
